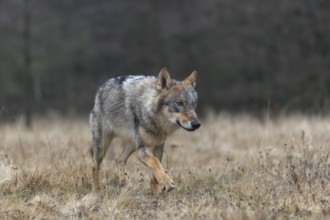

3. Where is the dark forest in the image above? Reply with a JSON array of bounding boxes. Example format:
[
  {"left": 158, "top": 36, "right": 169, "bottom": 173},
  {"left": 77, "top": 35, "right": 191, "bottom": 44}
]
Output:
[{"left": 1, "top": 0, "right": 330, "bottom": 125}]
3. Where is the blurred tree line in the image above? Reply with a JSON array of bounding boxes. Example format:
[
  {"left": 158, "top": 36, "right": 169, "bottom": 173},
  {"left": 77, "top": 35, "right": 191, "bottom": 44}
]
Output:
[{"left": 0, "top": 0, "right": 330, "bottom": 126}]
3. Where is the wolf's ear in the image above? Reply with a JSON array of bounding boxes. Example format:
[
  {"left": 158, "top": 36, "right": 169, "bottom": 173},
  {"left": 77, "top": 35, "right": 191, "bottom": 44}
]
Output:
[
  {"left": 183, "top": 71, "right": 197, "bottom": 88},
  {"left": 157, "top": 67, "right": 174, "bottom": 91}
]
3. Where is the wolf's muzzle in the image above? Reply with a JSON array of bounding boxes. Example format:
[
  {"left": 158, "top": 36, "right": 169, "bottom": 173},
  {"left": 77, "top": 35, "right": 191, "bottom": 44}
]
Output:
[
  {"left": 176, "top": 119, "right": 201, "bottom": 132},
  {"left": 191, "top": 120, "right": 201, "bottom": 130}
]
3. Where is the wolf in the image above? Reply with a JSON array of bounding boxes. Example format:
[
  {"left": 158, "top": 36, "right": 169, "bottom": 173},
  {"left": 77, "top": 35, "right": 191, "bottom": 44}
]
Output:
[{"left": 89, "top": 67, "right": 201, "bottom": 194}]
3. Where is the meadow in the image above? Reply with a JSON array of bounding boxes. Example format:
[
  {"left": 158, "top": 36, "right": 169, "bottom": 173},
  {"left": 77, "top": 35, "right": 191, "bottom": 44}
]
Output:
[{"left": 0, "top": 113, "right": 330, "bottom": 219}]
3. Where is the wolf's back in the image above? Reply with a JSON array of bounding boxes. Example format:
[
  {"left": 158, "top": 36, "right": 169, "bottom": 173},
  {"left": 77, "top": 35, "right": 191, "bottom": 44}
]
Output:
[{"left": 91, "top": 75, "right": 157, "bottom": 137}]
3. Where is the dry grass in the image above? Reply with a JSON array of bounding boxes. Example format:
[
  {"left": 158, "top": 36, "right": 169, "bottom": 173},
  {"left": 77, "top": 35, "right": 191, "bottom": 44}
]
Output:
[{"left": 1, "top": 113, "right": 330, "bottom": 219}]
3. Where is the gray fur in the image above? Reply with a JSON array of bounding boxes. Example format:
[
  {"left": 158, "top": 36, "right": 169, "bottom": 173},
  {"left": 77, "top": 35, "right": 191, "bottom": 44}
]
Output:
[{"left": 89, "top": 69, "right": 200, "bottom": 193}]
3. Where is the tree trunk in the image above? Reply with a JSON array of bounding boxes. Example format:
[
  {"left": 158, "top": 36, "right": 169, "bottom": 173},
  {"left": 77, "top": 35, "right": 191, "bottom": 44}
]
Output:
[{"left": 23, "top": 0, "right": 33, "bottom": 128}]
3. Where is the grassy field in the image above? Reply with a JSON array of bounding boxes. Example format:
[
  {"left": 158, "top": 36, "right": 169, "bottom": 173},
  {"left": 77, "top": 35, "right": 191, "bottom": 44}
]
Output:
[{"left": 0, "top": 113, "right": 330, "bottom": 219}]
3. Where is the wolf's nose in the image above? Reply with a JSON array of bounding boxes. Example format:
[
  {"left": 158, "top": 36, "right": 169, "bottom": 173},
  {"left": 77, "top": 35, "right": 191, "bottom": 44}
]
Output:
[{"left": 191, "top": 120, "right": 201, "bottom": 129}]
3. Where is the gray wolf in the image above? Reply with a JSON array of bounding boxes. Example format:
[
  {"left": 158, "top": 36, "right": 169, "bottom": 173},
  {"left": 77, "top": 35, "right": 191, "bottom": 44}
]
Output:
[{"left": 89, "top": 67, "right": 201, "bottom": 194}]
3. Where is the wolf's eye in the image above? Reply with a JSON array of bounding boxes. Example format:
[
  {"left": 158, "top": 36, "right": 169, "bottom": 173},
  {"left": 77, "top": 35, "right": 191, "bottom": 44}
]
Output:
[{"left": 176, "top": 101, "right": 184, "bottom": 107}]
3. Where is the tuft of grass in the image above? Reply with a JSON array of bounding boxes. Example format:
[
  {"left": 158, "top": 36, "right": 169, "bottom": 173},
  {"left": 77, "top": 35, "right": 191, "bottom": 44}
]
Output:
[{"left": 17, "top": 170, "right": 51, "bottom": 194}]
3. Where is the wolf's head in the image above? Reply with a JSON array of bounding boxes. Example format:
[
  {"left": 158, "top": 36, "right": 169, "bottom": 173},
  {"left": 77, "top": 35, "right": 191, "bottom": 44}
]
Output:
[{"left": 157, "top": 67, "right": 201, "bottom": 132}]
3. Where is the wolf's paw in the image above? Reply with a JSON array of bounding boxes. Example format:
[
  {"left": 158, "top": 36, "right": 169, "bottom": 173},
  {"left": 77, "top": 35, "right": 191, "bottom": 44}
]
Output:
[{"left": 152, "top": 171, "right": 175, "bottom": 194}]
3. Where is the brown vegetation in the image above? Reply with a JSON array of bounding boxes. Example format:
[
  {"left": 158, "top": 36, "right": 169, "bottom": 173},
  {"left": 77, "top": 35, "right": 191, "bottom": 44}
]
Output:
[{"left": 1, "top": 113, "right": 330, "bottom": 219}]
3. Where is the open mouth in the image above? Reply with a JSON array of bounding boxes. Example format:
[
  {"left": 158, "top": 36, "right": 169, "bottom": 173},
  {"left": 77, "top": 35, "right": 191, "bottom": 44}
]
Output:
[{"left": 176, "top": 120, "right": 196, "bottom": 132}]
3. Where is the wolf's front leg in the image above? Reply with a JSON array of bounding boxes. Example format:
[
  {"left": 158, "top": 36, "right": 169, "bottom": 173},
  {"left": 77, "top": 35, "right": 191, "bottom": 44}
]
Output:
[
  {"left": 137, "top": 147, "right": 175, "bottom": 194},
  {"left": 150, "top": 144, "right": 172, "bottom": 194},
  {"left": 115, "top": 143, "right": 135, "bottom": 186}
]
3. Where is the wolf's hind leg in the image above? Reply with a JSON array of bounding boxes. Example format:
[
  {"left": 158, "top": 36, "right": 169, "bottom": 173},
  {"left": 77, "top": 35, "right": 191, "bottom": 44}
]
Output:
[
  {"left": 115, "top": 143, "right": 135, "bottom": 186},
  {"left": 91, "top": 129, "right": 114, "bottom": 191}
]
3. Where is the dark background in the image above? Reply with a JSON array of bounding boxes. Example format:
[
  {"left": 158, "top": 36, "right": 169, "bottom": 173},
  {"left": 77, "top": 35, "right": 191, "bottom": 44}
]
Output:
[{"left": 0, "top": 0, "right": 330, "bottom": 127}]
